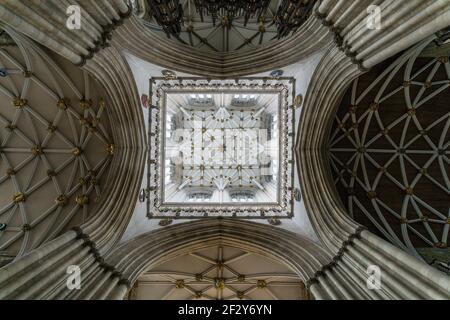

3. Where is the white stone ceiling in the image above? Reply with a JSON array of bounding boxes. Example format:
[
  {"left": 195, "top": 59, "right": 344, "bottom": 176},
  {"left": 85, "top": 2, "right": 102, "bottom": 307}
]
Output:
[
  {"left": 0, "top": 29, "right": 113, "bottom": 266},
  {"left": 129, "top": 245, "right": 308, "bottom": 300},
  {"left": 148, "top": 78, "right": 293, "bottom": 218},
  {"left": 163, "top": 92, "right": 279, "bottom": 205},
  {"left": 121, "top": 50, "right": 323, "bottom": 245}
]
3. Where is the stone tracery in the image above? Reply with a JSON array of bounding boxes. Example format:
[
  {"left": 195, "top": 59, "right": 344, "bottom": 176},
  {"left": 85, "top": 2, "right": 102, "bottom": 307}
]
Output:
[
  {"left": 330, "top": 35, "right": 450, "bottom": 260},
  {"left": 0, "top": 0, "right": 449, "bottom": 301},
  {"left": 147, "top": 77, "right": 295, "bottom": 219},
  {"left": 131, "top": 245, "right": 308, "bottom": 300},
  {"left": 0, "top": 28, "right": 113, "bottom": 266}
]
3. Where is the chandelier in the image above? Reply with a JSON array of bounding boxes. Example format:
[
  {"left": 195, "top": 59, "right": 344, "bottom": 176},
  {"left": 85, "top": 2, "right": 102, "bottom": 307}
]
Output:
[
  {"left": 145, "top": 0, "right": 316, "bottom": 40},
  {"left": 274, "top": 0, "right": 315, "bottom": 39},
  {"left": 147, "top": 0, "right": 184, "bottom": 38},
  {"left": 193, "top": 0, "right": 271, "bottom": 27}
]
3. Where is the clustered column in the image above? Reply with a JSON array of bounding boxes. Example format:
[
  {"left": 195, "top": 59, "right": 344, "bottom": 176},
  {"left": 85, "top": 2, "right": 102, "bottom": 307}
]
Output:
[
  {"left": 299, "top": 0, "right": 450, "bottom": 300},
  {"left": 0, "top": 228, "right": 129, "bottom": 299},
  {"left": 0, "top": 0, "right": 131, "bottom": 66}
]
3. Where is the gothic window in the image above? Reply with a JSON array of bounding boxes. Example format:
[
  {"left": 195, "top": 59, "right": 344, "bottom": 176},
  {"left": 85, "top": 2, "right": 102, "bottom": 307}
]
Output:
[
  {"left": 231, "top": 94, "right": 257, "bottom": 107},
  {"left": 188, "top": 94, "right": 214, "bottom": 107},
  {"left": 231, "top": 191, "right": 255, "bottom": 202},
  {"left": 187, "top": 191, "right": 213, "bottom": 202}
]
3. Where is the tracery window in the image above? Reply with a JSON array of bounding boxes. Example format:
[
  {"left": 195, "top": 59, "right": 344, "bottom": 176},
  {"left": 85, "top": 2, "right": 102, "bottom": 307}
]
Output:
[
  {"left": 146, "top": 77, "right": 295, "bottom": 219},
  {"left": 231, "top": 191, "right": 255, "bottom": 202},
  {"left": 187, "top": 191, "right": 213, "bottom": 202}
]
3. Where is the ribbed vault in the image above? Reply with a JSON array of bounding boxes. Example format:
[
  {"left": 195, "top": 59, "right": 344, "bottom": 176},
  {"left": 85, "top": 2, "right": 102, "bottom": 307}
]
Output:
[
  {"left": 0, "top": 27, "right": 113, "bottom": 266},
  {"left": 107, "top": 219, "right": 331, "bottom": 282},
  {"left": 137, "top": 0, "right": 283, "bottom": 53},
  {"left": 330, "top": 35, "right": 450, "bottom": 262},
  {"left": 130, "top": 245, "right": 309, "bottom": 300},
  {"left": 111, "top": 14, "right": 332, "bottom": 77},
  {"left": 0, "top": 0, "right": 449, "bottom": 301}
]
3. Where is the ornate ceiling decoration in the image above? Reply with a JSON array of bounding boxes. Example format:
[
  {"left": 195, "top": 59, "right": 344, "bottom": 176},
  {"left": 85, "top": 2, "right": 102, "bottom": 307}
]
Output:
[
  {"left": 274, "top": 0, "right": 315, "bottom": 39},
  {"left": 161, "top": 92, "right": 280, "bottom": 205},
  {"left": 146, "top": 77, "right": 295, "bottom": 219},
  {"left": 128, "top": 245, "right": 308, "bottom": 300},
  {"left": 147, "top": 0, "right": 184, "bottom": 37},
  {"left": 329, "top": 35, "right": 450, "bottom": 260},
  {"left": 0, "top": 29, "right": 113, "bottom": 266},
  {"left": 193, "top": 0, "right": 271, "bottom": 27},
  {"left": 128, "top": 0, "right": 315, "bottom": 52}
]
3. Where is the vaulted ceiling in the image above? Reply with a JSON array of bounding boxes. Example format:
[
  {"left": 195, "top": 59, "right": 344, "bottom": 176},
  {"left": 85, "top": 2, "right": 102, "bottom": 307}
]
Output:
[
  {"left": 330, "top": 35, "right": 450, "bottom": 264},
  {"left": 163, "top": 92, "right": 279, "bottom": 203},
  {"left": 128, "top": 245, "right": 309, "bottom": 300},
  {"left": 134, "top": 0, "right": 312, "bottom": 53},
  {"left": 0, "top": 29, "right": 114, "bottom": 266}
]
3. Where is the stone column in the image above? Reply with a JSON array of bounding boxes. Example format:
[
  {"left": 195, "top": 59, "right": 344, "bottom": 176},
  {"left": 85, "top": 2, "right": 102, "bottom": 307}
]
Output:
[
  {"left": 298, "top": 1, "right": 450, "bottom": 297},
  {"left": 0, "top": 227, "right": 132, "bottom": 299},
  {"left": 0, "top": 0, "right": 131, "bottom": 65}
]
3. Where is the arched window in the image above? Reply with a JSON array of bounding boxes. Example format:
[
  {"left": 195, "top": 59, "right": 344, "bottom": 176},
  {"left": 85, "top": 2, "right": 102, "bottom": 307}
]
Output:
[
  {"left": 165, "top": 160, "right": 176, "bottom": 183},
  {"left": 188, "top": 94, "right": 214, "bottom": 107},
  {"left": 231, "top": 94, "right": 257, "bottom": 107},
  {"left": 187, "top": 191, "right": 213, "bottom": 202},
  {"left": 166, "top": 114, "right": 176, "bottom": 138},
  {"left": 266, "top": 114, "right": 274, "bottom": 140},
  {"left": 230, "top": 191, "right": 255, "bottom": 202}
]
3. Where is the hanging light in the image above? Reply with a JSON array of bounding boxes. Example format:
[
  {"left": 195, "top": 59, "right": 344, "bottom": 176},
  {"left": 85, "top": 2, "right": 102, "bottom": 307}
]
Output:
[
  {"left": 147, "top": 0, "right": 184, "bottom": 38},
  {"left": 145, "top": 0, "right": 314, "bottom": 40},
  {"left": 193, "top": 0, "right": 271, "bottom": 27},
  {"left": 274, "top": 0, "right": 315, "bottom": 39}
]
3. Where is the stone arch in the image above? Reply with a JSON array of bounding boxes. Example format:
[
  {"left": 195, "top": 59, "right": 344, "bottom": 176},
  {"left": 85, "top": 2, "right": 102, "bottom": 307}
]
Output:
[{"left": 105, "top": 219, "right": 333, "bottom": 286}]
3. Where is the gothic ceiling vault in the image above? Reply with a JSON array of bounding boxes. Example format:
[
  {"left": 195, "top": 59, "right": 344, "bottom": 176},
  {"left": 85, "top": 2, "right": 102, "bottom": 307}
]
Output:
[
  {"left": 128, "top": 245, "right": 309, "bottom": 300},
  {"left": 0, "top": 28, "right": 114, "bottom": 266},
  {"left": 330, "top": 34, "right": 450, "bottom": 265},
  {"left": 130, "top": 0, "right": 315, "bottom": 53},
  {"left": 146, "top": 77, "right": 295, "bottom": 219},
  {"left": 0, "top": 0, "right": 450, "bottom": 302}
]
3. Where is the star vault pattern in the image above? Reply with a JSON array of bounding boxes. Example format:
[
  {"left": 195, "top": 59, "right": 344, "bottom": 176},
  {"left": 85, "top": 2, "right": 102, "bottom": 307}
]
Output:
[
  {"left": 0, "top": 29, "right": 113, "bottom": 264},
  {"left": 330, "top": 36, "right": 450, "bottom": 259},
  {"left": 131, "top": 245, "right": 305, "bottom": 300}
]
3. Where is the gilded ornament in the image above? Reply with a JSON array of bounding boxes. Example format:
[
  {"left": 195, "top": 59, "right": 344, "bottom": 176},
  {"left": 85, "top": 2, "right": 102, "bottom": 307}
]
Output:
[
  {"left": 75, "top": 195, "right": 89, "bottom": 206},
  {"left": 13, "top": 192, "right": 26, "bottom": 203}
]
